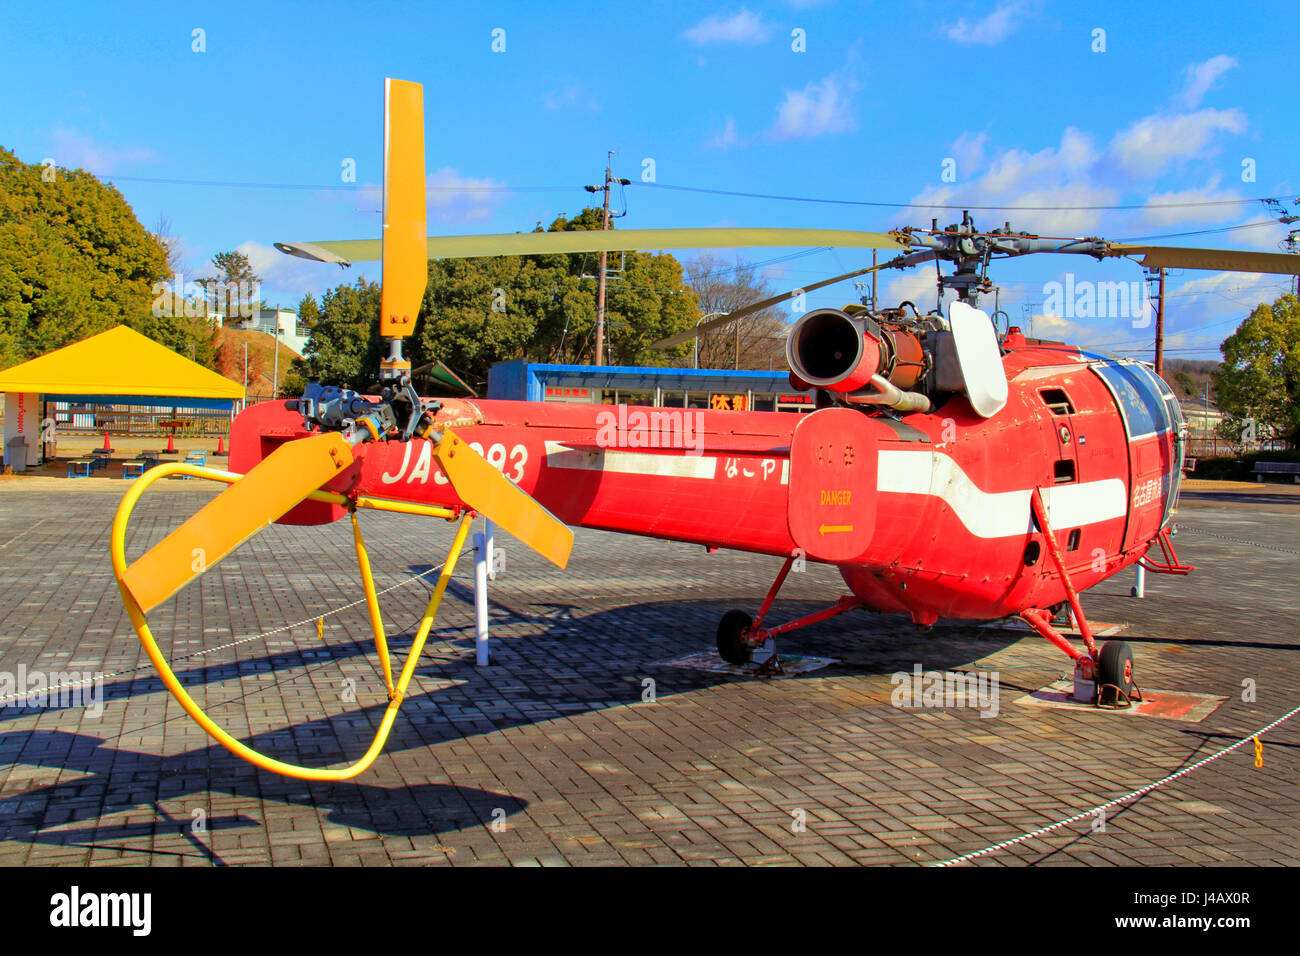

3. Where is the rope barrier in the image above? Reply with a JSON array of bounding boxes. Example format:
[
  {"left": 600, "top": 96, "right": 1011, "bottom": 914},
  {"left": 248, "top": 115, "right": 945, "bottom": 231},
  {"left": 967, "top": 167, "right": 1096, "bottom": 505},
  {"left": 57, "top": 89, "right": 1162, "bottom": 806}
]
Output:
[{"left": 931, "top": 703, "right": 1300, "bottom": 866}]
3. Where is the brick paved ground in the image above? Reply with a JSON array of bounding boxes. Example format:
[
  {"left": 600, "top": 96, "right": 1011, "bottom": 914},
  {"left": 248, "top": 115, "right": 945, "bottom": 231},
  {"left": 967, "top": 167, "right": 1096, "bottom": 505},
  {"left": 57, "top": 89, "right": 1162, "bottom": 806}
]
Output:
[{"left": 0, "top": 476, "right": 1295, "bottom": 866}]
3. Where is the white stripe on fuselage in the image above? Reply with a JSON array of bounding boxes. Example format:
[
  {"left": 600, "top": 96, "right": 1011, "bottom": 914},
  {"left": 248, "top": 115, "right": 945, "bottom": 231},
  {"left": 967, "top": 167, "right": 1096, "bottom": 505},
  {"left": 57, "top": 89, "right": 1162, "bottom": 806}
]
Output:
[
  {"left": 543, "top": 441, "right": 793, "bottom": 484},
  {"left": 544, "top": 442, "right": 718, "bottom": 479},
  {"left": 877, "top": 449, "right": 1126, "bottom": 538}
]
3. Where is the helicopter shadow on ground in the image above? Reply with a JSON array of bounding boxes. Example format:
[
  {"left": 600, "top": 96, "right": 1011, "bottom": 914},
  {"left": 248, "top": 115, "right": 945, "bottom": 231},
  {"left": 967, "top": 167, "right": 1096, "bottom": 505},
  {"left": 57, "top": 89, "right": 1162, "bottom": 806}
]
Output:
[
  {"left": 0, "top": 627, "right": 529, "bottom": 853},
  {"left": 0, "top": 575, "right": 1024, "bottom": 855},
  {"left": 423, "top": 571, "right": 1033, "bottom": 696}
]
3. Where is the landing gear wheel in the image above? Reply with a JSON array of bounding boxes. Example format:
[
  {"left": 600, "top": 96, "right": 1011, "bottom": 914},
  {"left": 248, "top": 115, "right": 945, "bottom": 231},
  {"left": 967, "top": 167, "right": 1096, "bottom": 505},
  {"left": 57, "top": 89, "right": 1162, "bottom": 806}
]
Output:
[
  {"left": 1097, "top": 640, "right": 1135, "bottom": 697},
  {"left": 717, "top": 610, "right": 755, "bottom": 665}
]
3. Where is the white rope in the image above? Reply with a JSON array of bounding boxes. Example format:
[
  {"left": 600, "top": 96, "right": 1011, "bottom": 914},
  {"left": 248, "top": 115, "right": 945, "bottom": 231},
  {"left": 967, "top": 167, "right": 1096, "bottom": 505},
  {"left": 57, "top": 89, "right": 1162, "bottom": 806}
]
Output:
[
  {"left": 0, "top": 550, "right": 470, "bottom": 707},
  {"left": 931, "top": 703, "right": 1300, "bottom": 866}
]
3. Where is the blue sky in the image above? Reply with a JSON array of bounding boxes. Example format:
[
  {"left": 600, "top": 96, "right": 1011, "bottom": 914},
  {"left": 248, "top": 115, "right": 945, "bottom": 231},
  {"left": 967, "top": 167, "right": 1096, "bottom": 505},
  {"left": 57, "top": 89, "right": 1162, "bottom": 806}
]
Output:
[{"left": 2, "top": 0, "right": 1296, "bottom": 361}]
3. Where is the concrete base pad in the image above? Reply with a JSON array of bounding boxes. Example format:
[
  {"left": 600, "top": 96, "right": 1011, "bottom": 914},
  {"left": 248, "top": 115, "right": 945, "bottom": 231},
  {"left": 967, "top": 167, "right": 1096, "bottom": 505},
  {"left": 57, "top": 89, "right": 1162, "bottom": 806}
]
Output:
[
  {"left": 659, "top": 650, "right": 838, "bottom": 677},
  {"left": 1015, "top": 680, "right": 1227, "bottom": 722},
  {"left": 968, "top": 618, "right": 1130, "bottom": 638}
]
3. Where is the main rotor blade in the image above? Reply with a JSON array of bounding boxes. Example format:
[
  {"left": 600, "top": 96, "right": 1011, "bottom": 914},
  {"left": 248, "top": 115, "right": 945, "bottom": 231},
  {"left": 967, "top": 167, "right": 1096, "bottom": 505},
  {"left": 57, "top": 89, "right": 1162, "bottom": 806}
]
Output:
[
  {"left": 119, "top": 434, "right": 354, "bottom": 614},
  {"left": 276, "top": 227, "right": 913, "bottom": 265},
  {"left": 1105, "top": 244, "right": 1300, "bottom": 275},
  {"left": 380, "top": 78, "right": 427, "bottom": 337},
  {"left": 650, "top": 250, "right": 938, "bottom": 349},
  {"left": 433, "top": 429, "right": 572, "bottom": 569}
]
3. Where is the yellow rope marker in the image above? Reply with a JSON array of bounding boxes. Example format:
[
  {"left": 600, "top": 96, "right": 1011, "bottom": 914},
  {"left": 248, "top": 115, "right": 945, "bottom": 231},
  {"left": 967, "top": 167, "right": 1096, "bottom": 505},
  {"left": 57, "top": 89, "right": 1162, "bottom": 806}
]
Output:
[
  {"left": 317, "top": 617, "right": 324, "bottom": 640},
  {"left": 1254, "top": 736, "right": 1263, "bottom": 768},
  {"left": 111, "top": 460, "right": 467, "bottom": 781}
]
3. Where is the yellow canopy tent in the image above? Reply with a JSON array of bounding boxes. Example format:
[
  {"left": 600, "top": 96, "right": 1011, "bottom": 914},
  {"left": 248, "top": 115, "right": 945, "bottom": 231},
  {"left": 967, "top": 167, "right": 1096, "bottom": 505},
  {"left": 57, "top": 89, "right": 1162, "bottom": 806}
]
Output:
[
  {"left": 0, "top": 326, "right": 245, "bottom": 468},
  {"left": 0, "top": 325, "right": 244, "bottom": 400}
]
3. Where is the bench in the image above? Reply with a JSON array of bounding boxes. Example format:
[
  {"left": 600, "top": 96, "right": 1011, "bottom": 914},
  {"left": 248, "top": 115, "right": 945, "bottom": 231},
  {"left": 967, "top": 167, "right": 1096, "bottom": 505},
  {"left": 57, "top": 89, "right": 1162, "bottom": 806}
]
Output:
[
  {"left": 121, "top": 461, "right": 146, "bottom": 480},
  {"left": 176, "top": 451, "right": 207, "bottom": 478},
  {"left": 67, "top": 459, "right": 93, "bottom": 478},
  {"left": 1182, "top": 456, "right": 1197, "bottom": 473},
  {"left": 1253, "top": 461, "right": 1300, "bottom": 483}
]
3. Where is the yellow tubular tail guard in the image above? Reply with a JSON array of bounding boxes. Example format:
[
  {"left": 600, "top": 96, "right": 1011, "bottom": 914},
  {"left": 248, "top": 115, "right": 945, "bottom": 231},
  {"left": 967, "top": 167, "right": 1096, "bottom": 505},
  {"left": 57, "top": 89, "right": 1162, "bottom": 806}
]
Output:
[{"left": 110, "top": 461, "right": 469, "bottom": 781}]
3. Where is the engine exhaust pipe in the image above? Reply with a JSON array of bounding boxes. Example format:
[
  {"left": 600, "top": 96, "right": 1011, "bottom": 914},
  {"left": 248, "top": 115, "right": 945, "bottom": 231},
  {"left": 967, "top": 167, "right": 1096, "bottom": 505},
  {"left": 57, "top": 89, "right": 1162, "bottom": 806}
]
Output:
[
  {"left": 784, "top": 308, "right": 883, "bottom": 393},
  {"left": 786, "top": 308, "right": 931, "bottom": 413}
]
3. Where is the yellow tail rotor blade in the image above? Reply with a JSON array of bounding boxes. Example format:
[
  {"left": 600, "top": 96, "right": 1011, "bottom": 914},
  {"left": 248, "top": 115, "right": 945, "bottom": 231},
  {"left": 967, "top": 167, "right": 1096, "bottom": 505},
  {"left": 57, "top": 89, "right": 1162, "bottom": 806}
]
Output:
[
  {"left": 434, "top": 429, "right": 572, "bottom": 569},
  {"left": 380, "top": 77, "right": 427, "bottom": 339},
  {"left": 119, "top": 433, "right": 354, "bottom": 613}
]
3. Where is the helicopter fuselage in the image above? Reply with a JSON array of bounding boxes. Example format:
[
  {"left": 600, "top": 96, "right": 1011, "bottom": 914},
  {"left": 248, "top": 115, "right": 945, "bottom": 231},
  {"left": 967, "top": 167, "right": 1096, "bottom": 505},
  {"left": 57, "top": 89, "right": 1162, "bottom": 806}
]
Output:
[{"left": 231, "top": 339, "right": 1184, "bottom": 628}]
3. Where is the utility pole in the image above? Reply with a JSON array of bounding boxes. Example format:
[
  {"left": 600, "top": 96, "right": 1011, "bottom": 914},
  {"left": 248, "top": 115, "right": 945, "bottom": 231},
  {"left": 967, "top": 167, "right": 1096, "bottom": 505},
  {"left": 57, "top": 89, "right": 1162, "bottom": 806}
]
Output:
[
  {"left": 1284, "top": 229, "right": 1300, "bottom": 296},
  {"left": 871, "top": 248, "right": 877, "bottom": 309},
  {"left": 585, "top": 153, "right": 630, "bottom": 366},
  {"left": 1146, "top": 267, "right": 1165, "bottom": 375},
  {"left": 1154, "top": 267, "right": 1165, "bottom": 376}
]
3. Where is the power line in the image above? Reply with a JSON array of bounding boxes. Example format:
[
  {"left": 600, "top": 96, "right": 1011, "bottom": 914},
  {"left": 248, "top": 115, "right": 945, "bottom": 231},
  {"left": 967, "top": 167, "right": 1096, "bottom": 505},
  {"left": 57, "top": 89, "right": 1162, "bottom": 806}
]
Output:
[
  {"left": 1118, "top": 220, "right": 1282, "bottom": 242},
  {"left": 634, "top": 181, "right": 1290, "bottom": 212},
  {"left": 101, "top": 174, "right": 581, "bottom": 192},
  {"left": 93, "top": 171, "right": 1297, "bottom": 218}
]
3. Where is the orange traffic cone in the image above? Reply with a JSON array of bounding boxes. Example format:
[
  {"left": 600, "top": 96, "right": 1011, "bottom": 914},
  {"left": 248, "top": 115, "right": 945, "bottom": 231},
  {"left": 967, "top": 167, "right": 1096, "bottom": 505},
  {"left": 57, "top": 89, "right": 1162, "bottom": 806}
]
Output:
[
  {"left": 102, "top": 432, "right": 111, "bottom": 450},
  {"left": 166, "top": 432, "right": 176, "bottom": 452},
  {"left": 216, "top": 435, "right": 225, "bottom": 455}
]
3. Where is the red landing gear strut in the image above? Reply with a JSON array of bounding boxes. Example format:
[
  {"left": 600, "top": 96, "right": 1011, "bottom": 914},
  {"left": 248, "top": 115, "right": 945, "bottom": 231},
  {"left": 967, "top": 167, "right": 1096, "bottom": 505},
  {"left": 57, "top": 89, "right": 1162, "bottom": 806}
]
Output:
[
  {"left": 1140, "top": 526, "right": 1195, "bottom": 575},
  {"left": 1018, "top": 489, "right": 1141, "bottom": 706},
  {"left": 716, "top": 554, "right": 860, "bottom": 671}
]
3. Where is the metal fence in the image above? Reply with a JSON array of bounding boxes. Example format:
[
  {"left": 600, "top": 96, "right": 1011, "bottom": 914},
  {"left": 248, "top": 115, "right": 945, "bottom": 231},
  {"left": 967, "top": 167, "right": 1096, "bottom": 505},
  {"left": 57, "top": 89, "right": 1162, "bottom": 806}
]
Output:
[
  {"left": 49, "top": 403, "right": 233, "bottom": 437},
  {"left": 1187, "top": 437, "right": 1293, "bottom": 459}
]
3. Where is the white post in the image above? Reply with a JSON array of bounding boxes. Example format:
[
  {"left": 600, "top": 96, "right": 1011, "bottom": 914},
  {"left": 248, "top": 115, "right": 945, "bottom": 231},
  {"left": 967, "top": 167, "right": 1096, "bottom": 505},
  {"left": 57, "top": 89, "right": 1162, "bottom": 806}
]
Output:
[
  {"left": 473, "top": 530, "right": 489, "bottom": 666},
  {"left": 1131, "top": 563, "right": 1146, "bottom": 599},
  {"left": 485, "top": 519, "right": 496, "bottom": 581}
]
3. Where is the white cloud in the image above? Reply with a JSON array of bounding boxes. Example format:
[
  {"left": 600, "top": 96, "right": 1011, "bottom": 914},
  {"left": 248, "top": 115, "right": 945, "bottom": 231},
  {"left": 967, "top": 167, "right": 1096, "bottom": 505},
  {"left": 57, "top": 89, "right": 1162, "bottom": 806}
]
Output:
[
  {"left": 682, "top": 9, "right": 772, "bottom": 46},
  {"left": 1137, "top": 180, "right": 1244, "bottom": 228},
  {"left": 767, "top": 75, "right": 856, "bottom": 140},
  {"left": 1108, "top": 108, "right": 1247, "bottom": 178},
  {"left": 425, "top": 168, "right": 505, "bottom": 222},
  {"left": 351, "top": 167, "right": 505, "bottom": 224},
  {"left": 950, "top": 131, "right": 990, "bottom": 178},
  {"left": 902, "top": 128, "right": 1118, "bottom": 234},
  {"left": 542, "top": 82, "right": 600, "bottom": 113},
  {"left": 881, "top": 271, "right": 946, "bottom": 312},
  {"left": 706, "top": 117, "right": 741, "bottom": 149},
  {"left": 236, "top": 240, "right": 342, "bottom": 303},
  {"left": 1026, "top": 310, "right": 1124, "bottom": 349},
  {"left": 1177, "top": 54, "right": 1238, "bottom": 110},
  {"left": 1169, "top": 270, "right": 1288, "bottom": 316},
  {"left": 48, "top": 128, "right": 159, "bottom": 175},
  {"left": 944, "top": 1, "right": 1030, "bottom": 45}
]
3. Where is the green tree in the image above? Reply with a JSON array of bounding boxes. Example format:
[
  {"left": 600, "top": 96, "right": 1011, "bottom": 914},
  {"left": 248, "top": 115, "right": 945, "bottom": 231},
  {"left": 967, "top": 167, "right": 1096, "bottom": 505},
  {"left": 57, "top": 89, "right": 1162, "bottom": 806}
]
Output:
[
  {"left": 1212, "top": 293, "right": 1300, "bottom": 445},
  {"left": 533, "top": 208, "right": 699, "bottom": 367},
  {"left": 199, "top": 250, "right": 261, "bottom": 319},
  {"left": 295, "top": 279, "right": 384, "bottom": 391},
  {"left": 295, "top": 208, "right": 701, "bottom": 392},
  {"left": 296, "top": 293, "right": 321, "bottom": 329},
  {"left": 0, "top": 147, "right": 169, "bottom": 366}
]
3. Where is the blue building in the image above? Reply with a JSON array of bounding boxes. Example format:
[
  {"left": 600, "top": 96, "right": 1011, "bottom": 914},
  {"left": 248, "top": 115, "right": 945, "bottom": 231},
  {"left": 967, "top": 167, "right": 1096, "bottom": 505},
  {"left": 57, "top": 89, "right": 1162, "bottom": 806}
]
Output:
[{"left": 487, "top": 361, "right": 815, "bottom": 413}]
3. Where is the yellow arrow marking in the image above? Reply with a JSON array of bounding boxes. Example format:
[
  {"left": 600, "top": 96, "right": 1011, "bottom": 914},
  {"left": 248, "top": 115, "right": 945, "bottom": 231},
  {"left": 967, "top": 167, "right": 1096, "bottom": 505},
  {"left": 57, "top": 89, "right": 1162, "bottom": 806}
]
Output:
[{"left": 819, "top": 524, "right": 854, "bottom": 535}]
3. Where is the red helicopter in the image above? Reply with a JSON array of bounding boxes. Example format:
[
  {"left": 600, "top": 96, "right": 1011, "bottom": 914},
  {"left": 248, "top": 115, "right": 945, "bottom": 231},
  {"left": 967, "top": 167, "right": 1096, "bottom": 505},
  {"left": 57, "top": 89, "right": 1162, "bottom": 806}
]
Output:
[{"left": 111, "top": 79, "right": 1300, "bottom": 780}]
